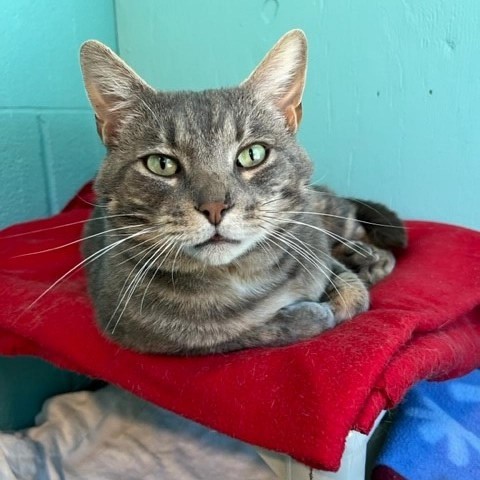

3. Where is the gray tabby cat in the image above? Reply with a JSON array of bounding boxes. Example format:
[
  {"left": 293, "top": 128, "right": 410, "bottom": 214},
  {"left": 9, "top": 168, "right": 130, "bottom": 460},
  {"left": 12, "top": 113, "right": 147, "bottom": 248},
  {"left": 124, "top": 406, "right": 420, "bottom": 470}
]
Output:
[{"left": 80, "top": 30, "right": 406, "bottom": 355}]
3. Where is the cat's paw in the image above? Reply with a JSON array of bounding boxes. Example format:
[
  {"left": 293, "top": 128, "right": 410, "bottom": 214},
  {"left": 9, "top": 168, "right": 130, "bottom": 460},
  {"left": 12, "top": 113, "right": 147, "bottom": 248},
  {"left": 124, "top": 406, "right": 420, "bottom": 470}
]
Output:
[
  {"left": 322, "top": 269, "right": 370, "bottom": 322},
  {"left": 215, "top": 301, "right": 337, "bottom": 352},
  {"left": 333, "top": 241, "right": 395, "bottom": 286},
  {"left": 278, "top": 301, "right": 336, "bottom": 336}
]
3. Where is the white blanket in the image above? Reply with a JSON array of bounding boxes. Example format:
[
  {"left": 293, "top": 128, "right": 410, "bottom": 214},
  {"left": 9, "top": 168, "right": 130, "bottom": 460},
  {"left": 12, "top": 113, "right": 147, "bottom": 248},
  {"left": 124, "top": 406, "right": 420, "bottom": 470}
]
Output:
[{"left": 0, "top": 386, "right": 276, "bottom": 479}]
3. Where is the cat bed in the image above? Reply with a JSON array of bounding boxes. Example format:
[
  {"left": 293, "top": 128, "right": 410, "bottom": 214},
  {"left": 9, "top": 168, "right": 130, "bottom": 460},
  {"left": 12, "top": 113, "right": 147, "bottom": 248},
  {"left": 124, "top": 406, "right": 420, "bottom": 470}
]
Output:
[{"left": 1, "top": 183, "right": 479, "bottom": 472}]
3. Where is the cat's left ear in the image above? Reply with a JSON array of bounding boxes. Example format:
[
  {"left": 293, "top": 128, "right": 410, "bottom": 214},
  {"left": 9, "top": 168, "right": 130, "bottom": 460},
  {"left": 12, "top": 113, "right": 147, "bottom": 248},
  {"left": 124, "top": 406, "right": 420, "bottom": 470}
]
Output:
[{"left": 242, "top": 30, "right": 307, "bottom": 133}]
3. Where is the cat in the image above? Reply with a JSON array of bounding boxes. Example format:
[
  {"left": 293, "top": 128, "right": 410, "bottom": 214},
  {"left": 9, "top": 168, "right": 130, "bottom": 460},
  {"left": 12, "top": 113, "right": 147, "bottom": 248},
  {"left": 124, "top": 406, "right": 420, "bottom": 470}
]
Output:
[{"left": 79, "top": 30, "right": 406, "bottom": 355}]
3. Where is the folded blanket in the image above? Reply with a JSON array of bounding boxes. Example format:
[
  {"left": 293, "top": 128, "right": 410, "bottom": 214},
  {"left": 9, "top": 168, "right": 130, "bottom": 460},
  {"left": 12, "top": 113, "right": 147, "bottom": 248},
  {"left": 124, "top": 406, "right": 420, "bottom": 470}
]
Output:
[
  {"left": 0, "top": 183, "right": 479, "bottom": 472},
  {"left": 372, "top": 369, "right": 480, "bottom": 480}
]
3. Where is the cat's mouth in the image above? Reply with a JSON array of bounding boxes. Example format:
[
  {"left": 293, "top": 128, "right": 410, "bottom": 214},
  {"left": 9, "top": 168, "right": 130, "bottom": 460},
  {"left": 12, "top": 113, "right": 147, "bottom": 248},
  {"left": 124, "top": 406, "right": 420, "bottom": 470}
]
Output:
[{"left": 195, "top": 233, "right": 241, "bottom": 248}]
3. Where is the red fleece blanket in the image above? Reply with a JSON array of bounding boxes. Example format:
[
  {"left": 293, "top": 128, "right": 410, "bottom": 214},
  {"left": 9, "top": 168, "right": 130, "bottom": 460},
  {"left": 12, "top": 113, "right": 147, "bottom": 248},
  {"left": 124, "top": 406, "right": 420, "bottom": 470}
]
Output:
[{"left": 1, "top": 184, "right": 479, "bottom": 472}]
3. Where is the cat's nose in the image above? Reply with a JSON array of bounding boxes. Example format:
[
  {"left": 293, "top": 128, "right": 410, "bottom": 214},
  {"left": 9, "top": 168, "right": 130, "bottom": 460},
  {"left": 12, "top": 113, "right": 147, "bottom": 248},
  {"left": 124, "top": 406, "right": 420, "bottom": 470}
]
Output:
[{"left": 198, "top": 202, "right": 231, "bottom": 225}]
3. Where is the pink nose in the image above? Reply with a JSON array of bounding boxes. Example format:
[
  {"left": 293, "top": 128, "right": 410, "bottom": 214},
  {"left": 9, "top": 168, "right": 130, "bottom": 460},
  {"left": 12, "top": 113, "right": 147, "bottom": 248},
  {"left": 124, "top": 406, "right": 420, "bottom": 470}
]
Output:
[{"left": 198, "top": 202, "right": 230, "bottom": 225}]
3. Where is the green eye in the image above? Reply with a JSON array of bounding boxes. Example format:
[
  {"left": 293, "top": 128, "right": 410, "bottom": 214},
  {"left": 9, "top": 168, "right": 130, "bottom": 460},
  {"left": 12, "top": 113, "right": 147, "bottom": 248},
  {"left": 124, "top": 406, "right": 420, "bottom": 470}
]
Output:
[
  {"left": 144, "top": 154, "right": 179, "bottom": 177},
  {"left": 236, "top": 144, "right": 268, "bottom": 168}
]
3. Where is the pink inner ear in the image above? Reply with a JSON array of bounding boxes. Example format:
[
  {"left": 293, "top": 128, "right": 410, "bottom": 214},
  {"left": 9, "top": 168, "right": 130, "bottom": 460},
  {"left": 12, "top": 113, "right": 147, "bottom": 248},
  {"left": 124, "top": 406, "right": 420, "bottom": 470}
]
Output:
[
  {"left": 284, "top": 103, "right": 303, "bottom": 133},
  {"left": 93, "top": 107, "right": 123, "bottom": 147},
  {"left": 94, "top": 115, "right": 104, "bottom": 139},
  {"left": 93, "top": 109, "right": 116, "bottom": 146},
  {"left": 88, "top": 86, "right": 125, "bottom": 146}
]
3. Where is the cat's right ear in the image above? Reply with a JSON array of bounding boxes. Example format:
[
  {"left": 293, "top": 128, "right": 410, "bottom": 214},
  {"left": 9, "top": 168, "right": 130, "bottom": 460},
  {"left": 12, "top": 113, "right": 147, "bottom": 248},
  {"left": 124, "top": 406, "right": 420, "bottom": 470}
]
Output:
[
  {"left": 80, "top": 41, "right": 153, "bottom": 146},
  {"left": 242, "top": 30, "right": 307, "bottom": 133}
]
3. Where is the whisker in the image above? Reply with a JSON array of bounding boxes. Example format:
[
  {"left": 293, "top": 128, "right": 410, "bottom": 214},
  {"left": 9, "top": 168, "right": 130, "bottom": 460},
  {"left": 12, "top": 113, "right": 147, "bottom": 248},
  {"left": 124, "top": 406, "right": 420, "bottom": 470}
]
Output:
[
  {"left": 307, "top": 175, "right": 327, "bottom": 187},
  {"left": 259, "top": 196, "right": 283, "bottom": 208},
  {"left": 315, "top": 227, "right": 372, "bottom": 257},
  {"left": 257, "top": 238, "right": 281, "bottom": 272},
  {"left": 113, "top": 232, "right": 167, "bottom": 262},
  {"left": 115, "top": 234, "right": 170, "bottom": 303},
  {"left": 0, "top": 214, "right": 146, "bottom": 240},
  {"left": 266, "top": 209, "right": 405, "bottom": 230},
  {"left": 266, "top": 227, "right": 333, "bottom": 281},
  {"left": 170, "top": 240, "right": 185, "bottom": 292},
  {"left": 263, "top": 215, "right": 368, "bottom": 258},
  {"left": 109, "top": 234, "right": 183, "bottom": 333},
  {"left": 263, "top": 226, "right": 348, "bottom": 310},
  {"left": 12, "top": 224, "right": 149, "bottom": 258},
  {"left": 21, "top": 228, "right": 152, "bottom": 314},
  {"left": 74, "top": 195, "right": 108, "bottom": 208},
  {"left": 112, "top": 237, "right": 180, "bottom": 332},
  {"left": 304, "top": 188, "right": 407, "bottom": 227},
  {"left": 108, "top": 236, "right": 174, "bottom": 331},
  {"left": 258, "top": 226, "right": 317, "bottom": 283},
  {"left": 268, "top": 230, "right": 325, "bottom": 276},
  {"left": 140, "top": 236, "right": 182, "bottom": 313}
]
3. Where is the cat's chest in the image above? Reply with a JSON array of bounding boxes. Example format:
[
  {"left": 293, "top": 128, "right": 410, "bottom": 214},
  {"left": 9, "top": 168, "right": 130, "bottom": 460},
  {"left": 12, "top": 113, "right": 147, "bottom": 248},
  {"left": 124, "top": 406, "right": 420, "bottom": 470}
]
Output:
[
  {"left": 227, "top": 275, "right": 271, "bottom": 299},
  {"left": 227, "top": 268, "right": 325, "bottom": 308}
]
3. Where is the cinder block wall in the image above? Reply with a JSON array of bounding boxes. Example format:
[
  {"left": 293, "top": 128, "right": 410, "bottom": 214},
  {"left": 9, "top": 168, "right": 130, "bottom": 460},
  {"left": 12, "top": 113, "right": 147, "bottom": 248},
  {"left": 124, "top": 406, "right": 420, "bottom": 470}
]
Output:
[
  {"left": 2, "top": 1, "right": 478, "bottom": 230},
  {"left": 0, "top": 0, "right": 117, "bottom": 430},
  {"left": 0, "top": 0, "right": 116, "bottom": 229}
]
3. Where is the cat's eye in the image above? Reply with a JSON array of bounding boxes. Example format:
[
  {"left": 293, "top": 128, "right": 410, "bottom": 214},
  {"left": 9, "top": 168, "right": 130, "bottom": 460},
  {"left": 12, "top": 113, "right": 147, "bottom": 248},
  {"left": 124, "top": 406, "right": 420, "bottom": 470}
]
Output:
[
  {"left": 144, "top": 154, "right": 179, "bottom": 177},
  {"left": 236, "top": 144, "right": 269, "bottom": 169}
]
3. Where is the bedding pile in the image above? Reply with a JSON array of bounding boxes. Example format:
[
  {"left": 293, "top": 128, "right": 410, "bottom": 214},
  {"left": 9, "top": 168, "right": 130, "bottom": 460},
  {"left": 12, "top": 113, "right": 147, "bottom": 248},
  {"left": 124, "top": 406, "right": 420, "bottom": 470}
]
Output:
[
  {"left": 1, "top": 183, "right": 479, "bottom": 471},
  {"left": 373, "top": 369, "right": 480, "bottom": 479},
  {"left": 0, "top": 385, "right": 274, "bottom": 480}
]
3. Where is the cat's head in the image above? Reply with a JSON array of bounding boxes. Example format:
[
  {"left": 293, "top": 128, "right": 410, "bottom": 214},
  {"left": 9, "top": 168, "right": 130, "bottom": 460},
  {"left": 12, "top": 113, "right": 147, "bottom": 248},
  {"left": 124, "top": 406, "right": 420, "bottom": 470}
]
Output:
[{"left": 80, "top": 30, "right": 313, "bottom": 267}]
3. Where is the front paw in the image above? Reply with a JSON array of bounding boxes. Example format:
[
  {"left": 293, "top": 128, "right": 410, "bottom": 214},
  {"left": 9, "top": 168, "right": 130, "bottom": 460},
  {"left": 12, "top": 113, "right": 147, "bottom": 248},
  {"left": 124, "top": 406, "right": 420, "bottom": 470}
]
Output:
[
  {"left": 278, "top": 301, "right": 336, "bottom": 336},
  {"left": 211, "top": 301, "right": 338, "bottom": 352},
  {"left": 322, "top": 268, "right": 370, "bottom": 322},
  {"left": 333, "top": 242, "right": 395, "bottom": 286}
]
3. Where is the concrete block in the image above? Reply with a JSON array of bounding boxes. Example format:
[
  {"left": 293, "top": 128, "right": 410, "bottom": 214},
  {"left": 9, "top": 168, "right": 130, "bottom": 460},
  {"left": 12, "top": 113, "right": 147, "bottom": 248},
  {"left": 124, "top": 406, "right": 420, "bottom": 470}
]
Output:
[
  {"left": 38, "top": 111, "right": 104, "bottom": 213},
  {"left": 0, "top": 112, "right": 49, "bottom": 228},
  {"left": 0, "top": 0, "right": 116, "bottom": 108}
]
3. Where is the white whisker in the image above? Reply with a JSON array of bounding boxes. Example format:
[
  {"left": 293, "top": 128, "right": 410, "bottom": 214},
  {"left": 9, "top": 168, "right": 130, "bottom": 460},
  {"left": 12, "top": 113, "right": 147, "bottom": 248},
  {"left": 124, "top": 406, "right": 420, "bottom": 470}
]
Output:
[
  {"left": 262, "top": 215, "right": 368, "bottom": 258},
  {"left": 264, "top": 226, "right": 348, "bottom": 310},
  {"left": 170, "top": 241, "right": 185, "bottom": 292},
  {"left": 1, "top": 214, "right": 146, "bottom": 241},
  {"left": 109, "top": 233, "right": 185, "bottom": 333},
  {"left": 108, "top": 236, "right": 174, "bottom": 331},
  {"left": 258, "top": 226, "right": 317, "bottom": 283},
  {"left": 277, "top": 209, "right": 404, "bottom": 229},
  {"left": 140, "top": 237, "right": 181, "bottom": 313},
  {"left": 12, "top": 224, "right": 148, "bottom": 258},
  {"left": 22, "top": 228, "right": 152, "bottom": 314}
]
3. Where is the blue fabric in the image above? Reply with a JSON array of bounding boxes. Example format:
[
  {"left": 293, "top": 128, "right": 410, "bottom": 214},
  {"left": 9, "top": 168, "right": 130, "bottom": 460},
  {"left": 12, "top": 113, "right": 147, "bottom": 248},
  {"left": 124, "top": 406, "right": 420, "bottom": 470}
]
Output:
[{"left": 376, "top": 370, "right": 480, "bottom": 480}]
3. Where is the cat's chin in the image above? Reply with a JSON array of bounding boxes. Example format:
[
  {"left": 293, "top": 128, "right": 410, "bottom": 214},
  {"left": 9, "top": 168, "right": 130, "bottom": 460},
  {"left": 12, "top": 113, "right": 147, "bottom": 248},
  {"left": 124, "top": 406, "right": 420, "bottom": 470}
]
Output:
[{"left": 184, "top": 239, "right": 255, "bottom": 267}]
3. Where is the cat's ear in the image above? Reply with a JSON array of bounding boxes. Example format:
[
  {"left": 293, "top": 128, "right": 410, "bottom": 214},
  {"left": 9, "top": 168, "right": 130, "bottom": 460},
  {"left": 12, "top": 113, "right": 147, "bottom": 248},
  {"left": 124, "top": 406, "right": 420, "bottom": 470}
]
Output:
[
  {"left": 80, "top": 40, "right": 154, "bottom": 146},
  {"left": 242, "top": 30, "right": 307, "bottom": 133}
]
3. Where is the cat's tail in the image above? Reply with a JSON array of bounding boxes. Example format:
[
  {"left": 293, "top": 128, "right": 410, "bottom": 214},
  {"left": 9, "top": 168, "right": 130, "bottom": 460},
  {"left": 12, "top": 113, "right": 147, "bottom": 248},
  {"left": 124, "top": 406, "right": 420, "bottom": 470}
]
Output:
[{"left": 349, "top": 198, "right": 408, "bottom": 250}]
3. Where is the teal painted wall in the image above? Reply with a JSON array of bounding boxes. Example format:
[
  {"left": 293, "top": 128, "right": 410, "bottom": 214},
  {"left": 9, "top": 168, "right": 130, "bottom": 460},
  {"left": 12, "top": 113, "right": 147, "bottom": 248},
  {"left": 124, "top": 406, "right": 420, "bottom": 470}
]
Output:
[
  {"left": 0, "top": 358, "right": 93, "bottom": 430},
  {"left": 116, "top": 0, "right": 479, "bottom": 230},
  {"left": 0, "top": 0, "right": 116, "bottom": 229},
  {"left": 0, "top": 0, "right": 116, "bottom": 430}
]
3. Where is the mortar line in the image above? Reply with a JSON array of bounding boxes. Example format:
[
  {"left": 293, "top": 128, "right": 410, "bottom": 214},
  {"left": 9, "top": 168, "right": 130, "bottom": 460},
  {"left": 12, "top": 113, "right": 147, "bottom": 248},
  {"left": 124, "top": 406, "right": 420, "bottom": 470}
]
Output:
[{"left": 37, "top": 114, "right": 57, "bottom": 215}]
